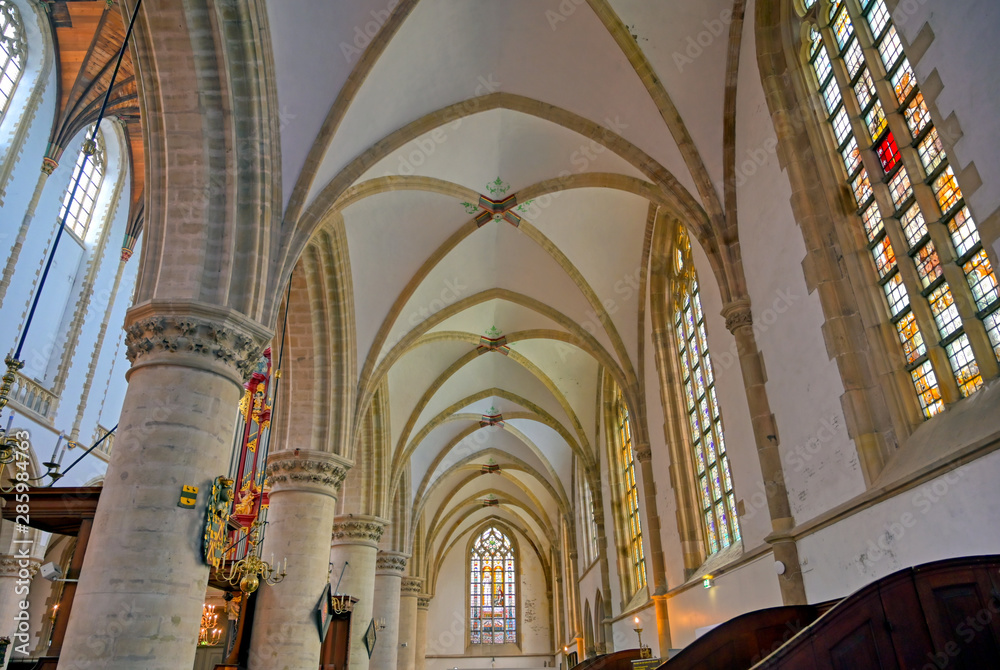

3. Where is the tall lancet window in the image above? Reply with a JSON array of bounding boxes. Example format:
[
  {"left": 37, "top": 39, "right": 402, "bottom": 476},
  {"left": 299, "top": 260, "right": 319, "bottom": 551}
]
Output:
[
  {"left": 0, "top": 1, "right": 26, "bottom": 122},
  {"left": 60, "top": 127, "right": 106, "bottom": 240},
  {"left": 672, "top": 226, "right": 740, "bottom": 555},
  {"left": 614, "top": 388, "right": 646, "bottom": 590},
  {"left": 469, "top": 526, "right": 516, "bottom": 645},
  {"left": 806, "top": 0, "right": 1000, "bottom": 417}
]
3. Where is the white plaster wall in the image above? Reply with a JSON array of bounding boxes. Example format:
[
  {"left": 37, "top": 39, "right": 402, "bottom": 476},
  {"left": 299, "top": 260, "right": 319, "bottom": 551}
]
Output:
[
  {"left": 425, "top": 526, "right": 552, "bottom": 670},
  {"left": 664, "top": 551, "right": 784, "bottom": 649},
  {"left": 889, "top": 0, "right": 1000, "bottom": 251},
  {"left": 798, "top": 447, "right": 1000, "bottom": 604},
  {"left": 735, "top": 0, "right": 865, "bottom": 523}
]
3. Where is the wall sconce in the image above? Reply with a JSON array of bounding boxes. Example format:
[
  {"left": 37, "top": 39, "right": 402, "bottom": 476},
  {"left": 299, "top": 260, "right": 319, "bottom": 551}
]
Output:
[{"left": 375, "top": 617, "right": 387, "bottom": 631}]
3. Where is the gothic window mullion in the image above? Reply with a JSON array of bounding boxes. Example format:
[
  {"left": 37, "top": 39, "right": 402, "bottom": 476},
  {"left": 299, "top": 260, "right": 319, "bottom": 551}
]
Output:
[
  {"left": 0, "top": 0, "right": 26, "bottom": 123},
  {"left": 813, "top": 3, "right": 954, "bottom": 417},
  {"left": 671, "top": 227, "right": 740, "bottom": 559},
  {"left": 860, "top": 0, "right": 995, "bottom": 392}
]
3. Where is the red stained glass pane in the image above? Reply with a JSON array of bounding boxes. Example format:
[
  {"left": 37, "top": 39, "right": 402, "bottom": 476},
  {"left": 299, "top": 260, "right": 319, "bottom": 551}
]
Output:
[{"left": 876, "top": 132, "right": 901, "bottom": 173}]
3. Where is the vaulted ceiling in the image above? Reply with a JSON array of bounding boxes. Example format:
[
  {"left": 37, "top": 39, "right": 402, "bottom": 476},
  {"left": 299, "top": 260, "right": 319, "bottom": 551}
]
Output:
[{"left": 266, "top": 0, "right": 747, "bottom": 581}]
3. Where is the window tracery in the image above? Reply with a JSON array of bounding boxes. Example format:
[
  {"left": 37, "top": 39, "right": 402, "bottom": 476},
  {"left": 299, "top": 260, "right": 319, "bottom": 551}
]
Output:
[
  {"left": 806, "top": 0, "right": 999, "bottom": 417},
  {"left": 469, "top": 526, "right": 516, "bottom": 645},
  {"left": 60, "top": 127, "right": 106, "bottom": 240},
  {"left": 614, "top": 389, "right": 646, "bottom": 590},
  {"left": 0, "top": 1, "right": 26, "bottom": 123},
  {"left": 671, "top": 226, "right": 741, "bottom": 555}
]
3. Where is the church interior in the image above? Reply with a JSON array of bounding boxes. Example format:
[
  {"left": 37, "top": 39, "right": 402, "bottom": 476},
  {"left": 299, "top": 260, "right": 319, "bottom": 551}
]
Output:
[{"left": 0, "top": 0, "right": 998, "bottom": 669}]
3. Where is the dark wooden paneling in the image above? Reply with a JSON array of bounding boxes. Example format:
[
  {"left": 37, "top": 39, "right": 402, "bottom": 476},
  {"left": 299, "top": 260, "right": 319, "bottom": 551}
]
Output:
[
  {"left": 755, "top": 556, "right": 1000, "bottom": 670},
  {"left": 658, "top": 606, "right": 819, "bottom": 670}
]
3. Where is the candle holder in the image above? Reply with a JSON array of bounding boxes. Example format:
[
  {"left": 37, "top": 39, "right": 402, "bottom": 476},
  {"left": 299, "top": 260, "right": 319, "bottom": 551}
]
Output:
[{"left": 632, "top": 617, "right": 651, "bottom": 659}]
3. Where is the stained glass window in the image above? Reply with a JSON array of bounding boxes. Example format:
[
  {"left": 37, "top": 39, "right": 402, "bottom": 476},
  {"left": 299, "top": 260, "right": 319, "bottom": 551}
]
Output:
[
  {"left": 583, "top": 481, "right": 599, "bottom": 562},
  {"left": 614, "top": 389, "right": 646, "bottom": 591},
  {"left": 807, "top": 0, "right": 1000, "bottom": 416},
  {"left": 60, "top": 127, "right": 106, "bottom": 239},
  {"left": 0, "top": 1, "right": 25, "bottom": 123},
  {"left": 469, "top": 526, "right": 516, "bottom": 645},
  {"left": 672, "top": 227, "right": 740, "bottom": 555}
]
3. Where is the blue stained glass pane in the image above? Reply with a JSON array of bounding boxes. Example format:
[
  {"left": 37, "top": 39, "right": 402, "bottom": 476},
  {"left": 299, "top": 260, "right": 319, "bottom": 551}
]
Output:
[
  {"left": 706, "top": 512, "right": 719, "bottom": 553},
  {"left": 710, "top": 465, "right": 722, "bottom": 500},
  {"left": 717, "top": 502, "right": 731, "bottom": 547}
]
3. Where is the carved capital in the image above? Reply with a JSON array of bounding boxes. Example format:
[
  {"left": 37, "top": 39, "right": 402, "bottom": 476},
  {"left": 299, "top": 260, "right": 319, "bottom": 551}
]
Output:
[
  {"left": 721, "top": 299, "right": 753, "bottom": 334},
  {"left": 0, "top": 555, "right": 40, "bottom": 578},
  {"left": 331, "top": 515, "right": 388, "bottom": 548},
  {"left": 417, "top": 595, "right": 432, "bottom": 610},
  {"left": 40, "top": 157, "right": 59, "bottom": 175},
  {"left": 376, "top": 550, "right": 410, "bottom": 575},
  {"left": 123, "top": 301, "right": 272, "bottom": 382},
  {"left": 401, "top": 577, "right": 424, "bottom": 595},
  {"left": 634, "top": 444, "right": 653, "bottom": 463},
  {"left": 266, "top": 449, "right": 351, "bottom": 498}
]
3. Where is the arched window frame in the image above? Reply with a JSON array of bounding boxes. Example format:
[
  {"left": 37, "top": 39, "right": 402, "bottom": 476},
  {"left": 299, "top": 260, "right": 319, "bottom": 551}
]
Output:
[
  {"left": 0, "top": 0, "right": 26, "bottom": 123},
  {"left": 467, "top": 523, "right": 519, "bottom": 648},
  {"left": 799, "top": 0, "right": 1000, "bottom": 421},
  {"left": 608, "top": 386, "right": 646, "bottom": 597},
  {"left": 576, "top": 465, "right": 600, "bottom": 567},
  {"left": 60, "top": 127, "right": 107, "bottom": 241},
  {"left": 670, "top": 225, "right": 741, "bottom": 556}
]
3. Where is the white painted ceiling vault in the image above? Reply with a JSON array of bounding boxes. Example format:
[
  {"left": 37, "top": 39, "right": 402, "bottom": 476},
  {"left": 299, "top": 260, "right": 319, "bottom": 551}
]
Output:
[{"left": 266, "top": 0, "right": 741, "bottom": 587}]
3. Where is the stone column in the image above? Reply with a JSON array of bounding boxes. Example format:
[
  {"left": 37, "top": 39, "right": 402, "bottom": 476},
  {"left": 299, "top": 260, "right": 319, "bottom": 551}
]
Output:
[
  {"left": 371, "top": 550, "right": 408, "bottom": 670},
  {"left": 247, "top": 449, "right": 351, "bottom": 670},
  {"left": 414, "top": 595, "right": 430, "bottom": 670},
  {"left": 57, "top": 303, "right": 271, "bottom": 669},
  {"left": 329, "top": 515, "right": 387, "bottom": 670},
  {"left": 397, "top": 577, "right": 422, "bottom": 670},
  {"left": 0, "top": 554, "right": 39, "bottom": 669},
  {"left": 722, "top": 300, "right": 807, "bottom": 605},
  {"left": 634, "top": 444, "right": 672, "bottom": 651}
]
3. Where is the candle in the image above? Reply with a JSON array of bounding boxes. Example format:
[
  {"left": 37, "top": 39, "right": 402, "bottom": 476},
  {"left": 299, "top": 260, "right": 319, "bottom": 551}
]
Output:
[{"left": 49, "top": 435, "right": 63, "bottom": 463}]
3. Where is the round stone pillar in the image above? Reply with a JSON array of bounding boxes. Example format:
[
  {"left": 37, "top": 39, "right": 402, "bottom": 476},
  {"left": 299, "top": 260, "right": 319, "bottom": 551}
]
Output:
[
  {"left": 397, "top": 577, "right": 422, "bottom": 670},
  {"left": 414, "top": 595, "right": 431, "bottom": 670},
  {"left": 247, "top": 449, "right": 351, "bottom": 670},
  {"left": 330, "top": 515, "right": 387, "bottom": 670},
  {"left": 370, "top": 550, "right": 408, "bottom": 670},
  {"left": 58, "top": 304, "right": 270, "bottom": 669}
]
